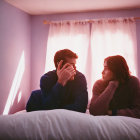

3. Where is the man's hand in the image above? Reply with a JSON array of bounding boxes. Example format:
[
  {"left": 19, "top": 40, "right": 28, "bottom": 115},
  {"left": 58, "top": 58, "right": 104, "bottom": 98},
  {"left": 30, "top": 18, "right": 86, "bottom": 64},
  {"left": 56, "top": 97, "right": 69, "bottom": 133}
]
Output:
[{"left": 57, "top": 60, "right": 76, "bottom": 86}]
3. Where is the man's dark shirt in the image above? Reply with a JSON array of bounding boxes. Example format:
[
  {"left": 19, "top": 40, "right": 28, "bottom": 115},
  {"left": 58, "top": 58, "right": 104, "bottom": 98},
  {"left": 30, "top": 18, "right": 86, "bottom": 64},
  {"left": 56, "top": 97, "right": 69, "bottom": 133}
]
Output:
[{"left": 26, "top": 70, "right": 88, "bottom": 113}]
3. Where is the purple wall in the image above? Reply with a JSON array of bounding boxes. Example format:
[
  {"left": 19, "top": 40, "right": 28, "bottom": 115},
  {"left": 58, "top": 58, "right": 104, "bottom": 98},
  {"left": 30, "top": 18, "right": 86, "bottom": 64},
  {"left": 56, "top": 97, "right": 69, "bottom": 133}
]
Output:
[
  {"left": 0, "top": 1, "right": 31, "bottom": 114},
  {"left": 31, "top": 9, "right": 140, "bottom": 91},
  {"left": 31, "top": 17, "right": 49, "bottom": 90}
]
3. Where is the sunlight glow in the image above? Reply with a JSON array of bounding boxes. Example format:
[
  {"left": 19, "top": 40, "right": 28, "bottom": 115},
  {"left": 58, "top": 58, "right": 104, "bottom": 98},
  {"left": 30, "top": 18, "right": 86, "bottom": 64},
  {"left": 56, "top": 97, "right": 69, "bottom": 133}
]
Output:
[
  {"left": 18, "top": 91, "right": 22, "bottom": 103},
  {"left": 3, "top": 52, "right": 25, "bottom": 115},
  {"left": 45, "top": 34, "right": 89, "bottom": 74}
]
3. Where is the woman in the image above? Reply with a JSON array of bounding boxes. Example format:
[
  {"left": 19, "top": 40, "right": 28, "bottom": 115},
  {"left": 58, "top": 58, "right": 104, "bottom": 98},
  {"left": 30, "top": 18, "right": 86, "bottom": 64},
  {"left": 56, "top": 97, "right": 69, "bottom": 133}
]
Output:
[{"left": 89, "top": 55, "right": 140, "bottom": 118}]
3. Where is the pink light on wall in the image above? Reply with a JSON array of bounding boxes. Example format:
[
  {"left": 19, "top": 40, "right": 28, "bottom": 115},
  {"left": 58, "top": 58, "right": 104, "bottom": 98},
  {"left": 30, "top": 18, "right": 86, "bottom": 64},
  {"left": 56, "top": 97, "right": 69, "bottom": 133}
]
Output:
[
  {"left": 17, "top": 91, "right": 22, "bottom": 103},
  {"left": 3, "top": 51, "right": 25, "bottom": 115}
]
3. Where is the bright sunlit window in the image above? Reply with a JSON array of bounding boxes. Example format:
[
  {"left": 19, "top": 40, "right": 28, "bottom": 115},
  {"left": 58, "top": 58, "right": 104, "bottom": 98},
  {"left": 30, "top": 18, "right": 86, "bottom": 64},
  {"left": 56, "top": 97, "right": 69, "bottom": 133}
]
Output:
[
  {"left": 45, "top": 34, "right": 89, "bottom": 74},
  {"left": 45, "top": 19, "right": 137, "bottom": 100}
]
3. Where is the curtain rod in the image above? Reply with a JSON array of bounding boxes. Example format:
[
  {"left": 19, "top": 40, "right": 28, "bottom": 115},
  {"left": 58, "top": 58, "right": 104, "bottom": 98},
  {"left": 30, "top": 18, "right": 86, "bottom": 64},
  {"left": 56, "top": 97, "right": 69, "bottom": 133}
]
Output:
[{"left": 43, "top": 17, "right": 140, "bottom": 24}]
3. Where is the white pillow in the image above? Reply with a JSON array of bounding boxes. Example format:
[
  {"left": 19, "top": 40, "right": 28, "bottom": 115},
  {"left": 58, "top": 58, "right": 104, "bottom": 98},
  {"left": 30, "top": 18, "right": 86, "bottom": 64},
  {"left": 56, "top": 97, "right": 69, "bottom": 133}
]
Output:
[{"left": 0, "top": 109, "right": 140, "bottom": 140}]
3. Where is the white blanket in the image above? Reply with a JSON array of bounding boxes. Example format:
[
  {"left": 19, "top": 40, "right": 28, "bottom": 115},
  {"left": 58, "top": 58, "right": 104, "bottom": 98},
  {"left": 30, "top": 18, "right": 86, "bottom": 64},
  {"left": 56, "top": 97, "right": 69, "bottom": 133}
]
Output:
[{"left": 0, "top": 109, "right": 140, "bottom": 140}]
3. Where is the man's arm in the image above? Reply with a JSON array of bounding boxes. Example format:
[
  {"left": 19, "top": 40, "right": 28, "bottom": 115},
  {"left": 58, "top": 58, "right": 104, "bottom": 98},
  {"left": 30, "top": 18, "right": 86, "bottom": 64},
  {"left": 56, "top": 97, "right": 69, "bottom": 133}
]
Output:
[
  {"left": 40, "top": 62, "right": 76, "bottom": 110},
  {"left": 89, "top": 80, "right": 118, "bottom": 115},
  {"left": 40, "top": 73, "right": 64, "bottom": 110},
  {"left": 26, "top": 72, "right": 65, "bottom": 111},
  {"left": 63, "top": 74, "right": 88, "bottom": 113},
  {"left": 26, "top": 90, "right": 43, "bottom": 112}
]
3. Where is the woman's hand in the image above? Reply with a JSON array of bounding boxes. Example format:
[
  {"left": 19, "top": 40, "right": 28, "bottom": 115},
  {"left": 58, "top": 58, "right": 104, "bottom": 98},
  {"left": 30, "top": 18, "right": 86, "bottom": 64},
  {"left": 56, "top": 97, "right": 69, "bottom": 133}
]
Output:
[{"left": 109, "top": 80, "right": 119, "bottom": 87}]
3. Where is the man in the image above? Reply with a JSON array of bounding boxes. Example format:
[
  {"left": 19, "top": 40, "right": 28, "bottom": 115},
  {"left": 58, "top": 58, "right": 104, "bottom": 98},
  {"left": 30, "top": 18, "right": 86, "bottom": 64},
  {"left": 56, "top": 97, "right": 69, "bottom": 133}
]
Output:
[{"left": 26, "top": 49, "right": 88, "bottom": 113}]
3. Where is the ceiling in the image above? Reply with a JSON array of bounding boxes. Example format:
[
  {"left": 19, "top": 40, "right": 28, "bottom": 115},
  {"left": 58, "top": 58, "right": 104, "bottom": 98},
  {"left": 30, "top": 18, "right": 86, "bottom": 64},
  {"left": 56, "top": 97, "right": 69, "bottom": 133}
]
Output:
[{"left": 5, "top": 0, "right": 140, "bottom": 15}]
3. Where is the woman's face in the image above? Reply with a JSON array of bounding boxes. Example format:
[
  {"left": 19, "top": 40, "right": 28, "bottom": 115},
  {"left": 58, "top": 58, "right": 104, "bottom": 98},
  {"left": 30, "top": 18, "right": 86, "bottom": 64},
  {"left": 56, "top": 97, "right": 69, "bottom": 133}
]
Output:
[{"left": 102, "top": 61, "right": 114, "bottom": 82}]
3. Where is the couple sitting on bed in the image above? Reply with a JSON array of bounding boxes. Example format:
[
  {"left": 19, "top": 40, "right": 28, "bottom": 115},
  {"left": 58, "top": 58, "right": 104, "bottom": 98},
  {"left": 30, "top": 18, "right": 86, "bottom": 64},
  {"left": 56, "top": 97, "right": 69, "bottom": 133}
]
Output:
[{"left": 26, "top": 49, "right": 140, "bottom": 119}]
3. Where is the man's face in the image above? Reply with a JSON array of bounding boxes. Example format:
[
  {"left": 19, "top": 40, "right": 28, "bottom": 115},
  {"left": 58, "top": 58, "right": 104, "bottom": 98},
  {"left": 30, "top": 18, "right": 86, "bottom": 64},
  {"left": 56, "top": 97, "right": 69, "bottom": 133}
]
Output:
[{"left": 65, "top": 57, "right": 76, "bottom": 69}]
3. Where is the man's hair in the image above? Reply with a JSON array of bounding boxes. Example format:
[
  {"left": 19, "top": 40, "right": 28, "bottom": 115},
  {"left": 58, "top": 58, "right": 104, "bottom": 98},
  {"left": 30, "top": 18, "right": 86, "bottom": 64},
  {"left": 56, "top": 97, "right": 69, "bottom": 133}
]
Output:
[
  {"left": 104, "top": 55, "right": 130, "bottom": 83},
  {"left": 54, "top": 49, "right": 78, "bottom": 68}
]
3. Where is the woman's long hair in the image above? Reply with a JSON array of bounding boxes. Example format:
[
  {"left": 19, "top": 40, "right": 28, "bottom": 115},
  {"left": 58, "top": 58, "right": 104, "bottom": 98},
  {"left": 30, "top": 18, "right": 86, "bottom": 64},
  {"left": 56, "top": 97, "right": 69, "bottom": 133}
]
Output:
[{"left": 104, "top": 55, "right": 130, "bottom": 83}]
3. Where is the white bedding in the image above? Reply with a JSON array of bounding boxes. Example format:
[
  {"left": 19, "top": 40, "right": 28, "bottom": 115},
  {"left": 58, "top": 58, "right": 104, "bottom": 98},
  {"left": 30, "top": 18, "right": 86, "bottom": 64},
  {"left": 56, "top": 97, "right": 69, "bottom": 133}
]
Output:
[{"left": 0, "top": 109, "right": 140, "bottom": 140}]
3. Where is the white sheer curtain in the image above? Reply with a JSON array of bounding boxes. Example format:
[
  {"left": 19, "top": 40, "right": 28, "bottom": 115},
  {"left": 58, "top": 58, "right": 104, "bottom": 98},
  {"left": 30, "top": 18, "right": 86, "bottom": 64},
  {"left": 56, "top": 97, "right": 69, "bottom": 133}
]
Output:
[
  {"left": 45, "top": 18, "right": 137, "bottom": 100},
  {"left": 45, "top": 21, "right": 90, "bottom": 74},
  {"left": 90, "top": 18, "right": 138, "bottom": 99}
]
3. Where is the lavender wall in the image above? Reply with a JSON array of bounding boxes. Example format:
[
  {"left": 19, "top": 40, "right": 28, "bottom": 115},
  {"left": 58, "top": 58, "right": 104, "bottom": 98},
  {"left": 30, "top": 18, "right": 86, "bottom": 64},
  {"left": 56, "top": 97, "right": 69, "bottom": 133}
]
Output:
[
  {"left": 31, "top": 17, "right": 49, "bottom": 91},
  {"left": 0, "top": 1, "right": 31, "bottom": 114},
  {"left": 31, "top": 9, "right": 140, "bottom": 91}
]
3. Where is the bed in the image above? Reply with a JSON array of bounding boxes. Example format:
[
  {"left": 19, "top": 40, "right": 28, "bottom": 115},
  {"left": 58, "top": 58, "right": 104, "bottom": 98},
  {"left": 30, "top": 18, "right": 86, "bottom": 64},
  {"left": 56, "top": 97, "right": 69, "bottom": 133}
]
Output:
[{"left": 0, "top": 109, "right": 140, "bottom": 140}]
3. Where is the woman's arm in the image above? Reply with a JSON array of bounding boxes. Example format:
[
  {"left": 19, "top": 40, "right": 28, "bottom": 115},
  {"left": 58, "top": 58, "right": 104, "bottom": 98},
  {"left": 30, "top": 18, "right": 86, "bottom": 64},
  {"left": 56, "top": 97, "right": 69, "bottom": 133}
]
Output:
[{"left": 89, "top": 80, "right": 118, "bottom": 115}]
